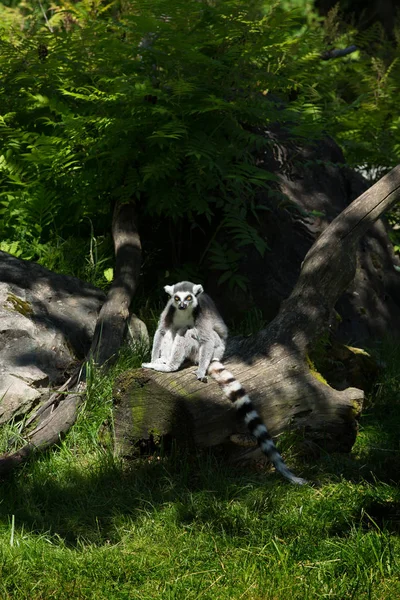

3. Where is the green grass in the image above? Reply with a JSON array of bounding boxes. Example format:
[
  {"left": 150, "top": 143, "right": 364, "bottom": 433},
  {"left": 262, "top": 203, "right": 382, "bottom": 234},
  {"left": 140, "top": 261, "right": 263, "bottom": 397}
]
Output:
[{"left": 1, "top": 343, "right": 400, "bottom": 599}]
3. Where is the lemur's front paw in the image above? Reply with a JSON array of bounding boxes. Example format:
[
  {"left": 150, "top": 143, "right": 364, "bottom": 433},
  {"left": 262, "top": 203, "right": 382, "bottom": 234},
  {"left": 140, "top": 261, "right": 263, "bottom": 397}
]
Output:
[
  {"left": 195, "top": 369, "right": 208, "bottom": 383},
  {"left": 142, "top": 359, "right": 167, "bottom": 369},
  {"left": 143, "top": 362, "right": 164, "bottom": 369}
]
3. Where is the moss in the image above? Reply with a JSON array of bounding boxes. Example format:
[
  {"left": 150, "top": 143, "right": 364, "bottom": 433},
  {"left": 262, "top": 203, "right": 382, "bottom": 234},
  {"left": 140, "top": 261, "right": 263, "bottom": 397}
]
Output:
[
  {"left": 6, "top": 293, "right": 33, "bottom": 317},
  {"left": 352, "top": 398, "right": 363, "bottom": 417},
  {"left": 167, "top": 378, "right": 195, "bottom": 399},
  {"left": 306, "top": 355, "right": 330, "bottom": 386},
  {"left": 114, "top": 370, "right": 147, "bottom": 400},
  {"left": 131, "top": 402, "right": 146, "bottom": 434}
]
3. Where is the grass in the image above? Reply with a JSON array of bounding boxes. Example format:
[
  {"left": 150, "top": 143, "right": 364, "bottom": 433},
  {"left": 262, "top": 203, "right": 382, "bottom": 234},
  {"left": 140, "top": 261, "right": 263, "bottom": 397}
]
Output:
[{"left": 0, "top": 343, "right": 400, "bottom": 599}]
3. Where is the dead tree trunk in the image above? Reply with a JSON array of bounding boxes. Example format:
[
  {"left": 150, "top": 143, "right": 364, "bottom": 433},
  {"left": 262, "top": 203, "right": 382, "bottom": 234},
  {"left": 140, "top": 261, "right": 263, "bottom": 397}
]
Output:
[
  {"left": 90, "top": 202, "right": 142, "bottom": 366},
  {"left": 114, "top": 165, "right": 400, "bottom": 462},
  {"left": 0, "top": 201, "right": 143, "bottom": 476}
]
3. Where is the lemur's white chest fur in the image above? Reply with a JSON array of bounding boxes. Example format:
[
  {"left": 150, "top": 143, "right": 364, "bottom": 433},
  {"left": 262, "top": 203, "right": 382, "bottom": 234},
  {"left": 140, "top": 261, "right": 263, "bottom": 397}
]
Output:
[{"left": 172, "top": 308, "right": 195, "bottom": 329}]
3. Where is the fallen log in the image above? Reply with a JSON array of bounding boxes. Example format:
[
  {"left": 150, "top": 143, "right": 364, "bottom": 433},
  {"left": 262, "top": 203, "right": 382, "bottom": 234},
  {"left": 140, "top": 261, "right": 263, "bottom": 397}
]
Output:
[
  {"left": 0, "top": 200, "right": 144, "bottom": 476},
  {"left": 114, "top": 165, "right": 400, "bottom": 464}
]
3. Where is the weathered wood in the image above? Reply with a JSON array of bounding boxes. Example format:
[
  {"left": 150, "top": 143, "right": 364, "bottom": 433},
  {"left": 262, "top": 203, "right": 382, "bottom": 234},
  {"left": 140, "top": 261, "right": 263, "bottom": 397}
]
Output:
[
  {"left": 115, "top": 165, "right": 400, "bottom": 462},
  {"left": 90, "top": 201, "right": 142, "bottom": 366},
  {"left": 0, "top": 201, "right": 144, "bottom": 476},
  {"left": 114, "top": 359, "right": 362, "bottom": 460},
  {"left": 0, "top": 385, "right": 85, "bottom": 477},
  {"left": 274, "top": 163, "right": 400, "bottom": 350}
]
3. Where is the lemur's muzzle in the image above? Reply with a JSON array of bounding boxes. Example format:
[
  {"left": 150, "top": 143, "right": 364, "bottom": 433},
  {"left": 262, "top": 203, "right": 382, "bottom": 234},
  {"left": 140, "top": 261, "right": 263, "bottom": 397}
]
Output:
[{"left": 178, "top": 302, "right": 188, "bottom": 310}]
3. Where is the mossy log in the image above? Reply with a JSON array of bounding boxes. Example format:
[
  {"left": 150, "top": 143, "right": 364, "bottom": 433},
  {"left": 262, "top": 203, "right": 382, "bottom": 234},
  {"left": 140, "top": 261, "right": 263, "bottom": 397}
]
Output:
[
  {"left": 114, "top": 165, "right": 400, "bottom": 463},
  {"left": 114, "top": 357, "right": 362, "bottom": 462}
]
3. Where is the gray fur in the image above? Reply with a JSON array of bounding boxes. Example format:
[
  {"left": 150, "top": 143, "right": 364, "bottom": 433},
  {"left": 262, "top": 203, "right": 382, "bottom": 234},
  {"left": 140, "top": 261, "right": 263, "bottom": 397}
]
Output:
[
  {"left": 143, "top": 281, "right": 227, "bottom": 381},
  {"left": 142, "top": 281, "right": 306, "bottom": 485}
]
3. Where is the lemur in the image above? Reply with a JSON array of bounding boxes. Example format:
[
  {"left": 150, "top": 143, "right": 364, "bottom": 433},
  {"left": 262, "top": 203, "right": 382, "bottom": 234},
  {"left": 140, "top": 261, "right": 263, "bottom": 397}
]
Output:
[{"left": 142, "top": 281, "right": 306, "bottom": 485}]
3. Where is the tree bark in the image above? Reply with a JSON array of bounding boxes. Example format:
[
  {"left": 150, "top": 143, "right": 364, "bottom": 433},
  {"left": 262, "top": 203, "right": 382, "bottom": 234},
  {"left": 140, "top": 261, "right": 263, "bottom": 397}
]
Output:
[
  {"left": 90, "top": 201, "right": 142, "bottom": 366},
  {"left": 0, "top": 201, "right": 143, "bottom": 476},
  {"left": 115, "top": 165, "right": 400, "bottom": 462}
]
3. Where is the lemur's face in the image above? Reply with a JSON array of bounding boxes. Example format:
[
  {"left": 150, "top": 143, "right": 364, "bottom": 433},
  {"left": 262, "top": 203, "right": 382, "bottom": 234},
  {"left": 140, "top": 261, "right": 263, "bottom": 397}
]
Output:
[
  {"left": 173, "top": 291, "right": 196, "bottom": 311},
  {"left": 164, "top": 282, "right": 204, "bottom": 310}
]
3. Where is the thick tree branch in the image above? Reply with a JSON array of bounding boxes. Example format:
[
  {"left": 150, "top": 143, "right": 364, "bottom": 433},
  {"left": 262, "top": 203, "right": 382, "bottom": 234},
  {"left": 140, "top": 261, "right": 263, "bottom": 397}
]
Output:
[
  {"left": 90, "top": 201, "right": 142, "bottom": 366},
  {"left": 268, "top": 164, "right": 400, "bottom": 352}
]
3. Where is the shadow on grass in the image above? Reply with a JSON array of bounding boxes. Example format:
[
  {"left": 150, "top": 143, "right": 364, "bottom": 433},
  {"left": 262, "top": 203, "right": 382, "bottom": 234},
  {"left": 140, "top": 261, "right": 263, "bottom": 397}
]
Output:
[
  {"left": 0, "top": 407, "right": 399, "bottom": 549},
  {"left": 0, "top": 439, "right": 305, "bottom": 545},
  {"left": 1, "top": 341, "right": 399, "bottom": 549}
]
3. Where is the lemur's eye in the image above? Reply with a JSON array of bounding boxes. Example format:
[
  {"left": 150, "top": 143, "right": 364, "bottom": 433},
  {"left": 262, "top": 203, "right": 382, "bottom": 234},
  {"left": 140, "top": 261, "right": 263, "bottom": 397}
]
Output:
[
  {"left": 186, "top": 295, "right": 192, "bottom": 301},
  {"left": 174, "top": 296, "right": 179, "bottom": 302}
]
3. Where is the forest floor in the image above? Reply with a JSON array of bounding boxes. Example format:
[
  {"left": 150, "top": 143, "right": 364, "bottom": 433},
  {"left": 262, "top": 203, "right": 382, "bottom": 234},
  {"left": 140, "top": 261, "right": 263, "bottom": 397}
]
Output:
[{"left": 0, "top": 341, "right": 400, "bottom": 600}]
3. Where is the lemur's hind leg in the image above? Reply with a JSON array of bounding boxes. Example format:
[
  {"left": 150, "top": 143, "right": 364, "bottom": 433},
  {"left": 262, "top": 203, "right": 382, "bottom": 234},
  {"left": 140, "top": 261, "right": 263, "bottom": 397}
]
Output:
[
  {"left": 196, "top": 331, "right": 226, "bottom": 381},
  {"left": 212, "top": 331, "right": 226, "bottom": 361},
  {"left": 143, "top": 329, "right": 198, "bottom": 372}
]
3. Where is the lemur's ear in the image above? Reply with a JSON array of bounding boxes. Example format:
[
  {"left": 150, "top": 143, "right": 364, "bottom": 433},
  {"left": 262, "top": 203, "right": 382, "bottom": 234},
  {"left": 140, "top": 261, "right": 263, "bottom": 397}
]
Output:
[
  {"left": 164, "top": 285, "right": 174, "bottom": 296},
  {"left": 193, "top": 284, "right": 204, "bottom": 296}
]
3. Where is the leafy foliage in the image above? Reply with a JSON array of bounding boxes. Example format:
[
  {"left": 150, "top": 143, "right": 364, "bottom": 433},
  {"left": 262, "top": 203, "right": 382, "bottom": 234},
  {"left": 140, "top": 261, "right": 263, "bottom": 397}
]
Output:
[{"left": 0, "top": 0, "right": 399, "bottom": 283}]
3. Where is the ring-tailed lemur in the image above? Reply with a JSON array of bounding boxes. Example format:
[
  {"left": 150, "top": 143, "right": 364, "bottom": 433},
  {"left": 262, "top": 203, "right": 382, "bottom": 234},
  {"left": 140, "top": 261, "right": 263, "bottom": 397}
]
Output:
[{"left": 142, "top": 281, "right": 306, "bottom": 485}]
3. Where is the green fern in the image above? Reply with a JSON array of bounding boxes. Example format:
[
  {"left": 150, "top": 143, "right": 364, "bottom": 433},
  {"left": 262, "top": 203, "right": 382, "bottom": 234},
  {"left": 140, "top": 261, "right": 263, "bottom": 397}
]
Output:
[{"left": 0, "top": 0, "right": 399, "bottom": 286}]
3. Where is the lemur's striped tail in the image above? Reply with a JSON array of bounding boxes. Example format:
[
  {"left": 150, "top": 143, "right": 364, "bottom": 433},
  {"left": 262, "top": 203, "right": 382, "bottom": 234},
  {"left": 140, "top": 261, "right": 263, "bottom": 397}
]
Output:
[{"left": 207, "top": 360, "right": 306, "bottom": 485}]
